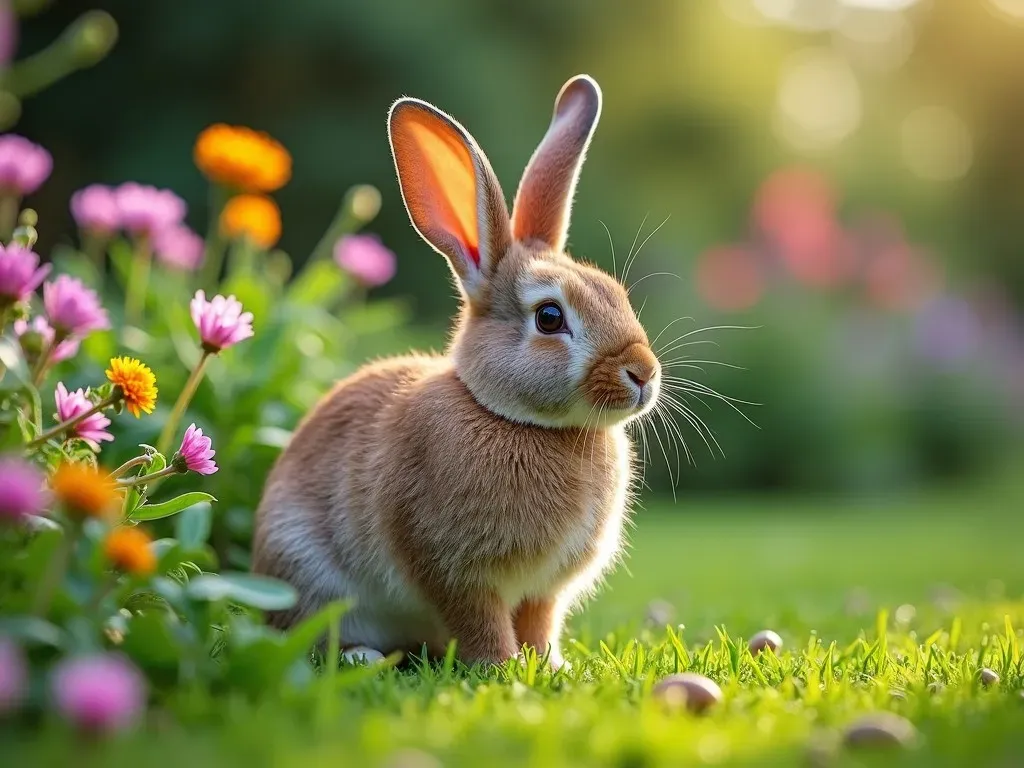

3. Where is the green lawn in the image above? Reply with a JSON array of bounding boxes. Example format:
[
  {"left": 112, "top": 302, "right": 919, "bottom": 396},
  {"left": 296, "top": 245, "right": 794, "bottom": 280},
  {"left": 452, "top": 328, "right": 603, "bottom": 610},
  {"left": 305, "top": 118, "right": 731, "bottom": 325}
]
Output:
[{"left": 8, "top": 471, "right": 1024, "bottom": 767}]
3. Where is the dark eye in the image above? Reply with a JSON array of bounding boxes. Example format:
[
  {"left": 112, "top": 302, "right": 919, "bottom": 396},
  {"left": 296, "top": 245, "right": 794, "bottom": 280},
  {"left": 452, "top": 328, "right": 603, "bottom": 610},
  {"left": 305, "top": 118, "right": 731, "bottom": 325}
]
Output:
[{"left": 535, "top": 302, "right": 565, "bottom": 334}]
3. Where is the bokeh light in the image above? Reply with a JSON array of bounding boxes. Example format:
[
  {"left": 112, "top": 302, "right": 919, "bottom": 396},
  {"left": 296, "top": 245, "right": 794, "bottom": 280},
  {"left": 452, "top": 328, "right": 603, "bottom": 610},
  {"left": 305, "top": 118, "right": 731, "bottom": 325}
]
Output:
[
  {"left": 774, "top": 48, "right": 862, "bottom": 152},
  {"left": 835, "top": 6, "right": 915, "bottom": 73},
  {"left": 988, "top": 0, "right": 1024, "bottom": 23},
  {"left": 696, "top": 245, "right": 764, "bottom": 311},
  {"left": 900, "top": 106, "right": 974, "bottom": 181}
]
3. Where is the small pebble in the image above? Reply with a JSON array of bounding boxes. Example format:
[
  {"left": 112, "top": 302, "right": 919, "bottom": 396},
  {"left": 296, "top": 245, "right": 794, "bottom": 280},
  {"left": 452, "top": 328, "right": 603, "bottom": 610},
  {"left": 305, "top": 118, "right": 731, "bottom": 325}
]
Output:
[
  {"left": 342, "top": 646, "right": 385, "bottom": 665},
  {"left": 889, "top": 689, "right": 907, "bottom": 701},
  {"left": 748, "top": 629, "right": 783, "bottom": 655},
  {"left": 927, "top": 682, "right": 945, "bottom": 695},
  {"left": 652, "top": 672, "right": 723, "bottom": 714},
  {"left": 645, "top": 599, "right": 675, "bottom": 627},
  {"left": 843, "top": 713, "right": 918, "bottom": 749},
  {"left": 980, "top": 668, "right": 1000, "bottom": 687}
]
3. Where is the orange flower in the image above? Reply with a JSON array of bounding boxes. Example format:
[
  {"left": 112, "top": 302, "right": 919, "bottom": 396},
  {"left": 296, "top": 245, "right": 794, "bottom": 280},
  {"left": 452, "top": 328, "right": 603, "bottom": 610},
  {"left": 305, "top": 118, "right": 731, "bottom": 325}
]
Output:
[
  {"left": 104, "top": 526, "right": 156, "bottom": 576},
  {"left": 51, "top": 462, "right": 119, "bottom": 520},
  {"left": 194, "top": 124, "right": 291, "bottom": 193},
  {"left": 106, "top": 357, "right": 158, "bottom": 418},
  {"left": 220, "top": 194, "right": 281, "bottom": 249}
]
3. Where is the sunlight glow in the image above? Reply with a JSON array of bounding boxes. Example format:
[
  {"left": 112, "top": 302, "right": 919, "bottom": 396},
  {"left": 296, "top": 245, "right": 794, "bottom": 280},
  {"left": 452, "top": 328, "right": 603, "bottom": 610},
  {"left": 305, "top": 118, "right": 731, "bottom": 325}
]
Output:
[
  {"left": 901, "top": 107, "right": 973, "bottom": 181},
  {"left": 774, "top": 48, "right": 862, "bottom": 152}
]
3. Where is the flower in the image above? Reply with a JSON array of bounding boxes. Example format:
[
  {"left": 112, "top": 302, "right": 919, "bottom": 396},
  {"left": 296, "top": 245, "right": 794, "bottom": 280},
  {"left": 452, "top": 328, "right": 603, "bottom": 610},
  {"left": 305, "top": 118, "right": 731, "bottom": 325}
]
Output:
[
  {"left": 51, "top": 462, "right": 119, "bottom": 520},
  {"left": 105, "top": 356, "right": 157, "bottom": 417},
  {"left": 173, "top": 423, "right": 217, "bottom": 475},
  {"left": 55, "top": 382, "right": 113, "bottom": 449},
  {"left": 153, "top": 224, "right": 204, "bottom": 271},
  {"left": 70, "top": 184, "right": 120, "bottom": 233},
  {"left": 0, "top": 134, "right": 52, "bottom": 195},
  {"left": 43, "top": 275, "right": 110, "bottom": 337},
  {"left": 103, "top": 526, "right": 156, "bottom": 575},
  {"left": 113, "top": 182, "right": 186, "bottom": 237},
  {"left": 219, "top": 194, "right": 280, "bottom": 249},
  {"left": 194, "top": 124, "right": 291, "bottom": 193},
  {"left": 13, "top": 316, "right": 80, "bottom": 364},
  {"left": 0, "top": 243, "right": 50, "bottom": 305},
  {"left": 0, "top": 456, "right": 46, "bottom": 522},
  {"left": 0, "top": 638, "right": 27, "bottom": 714},
  {"left": 190, "top": 290, "right": 254, "bottom": 353},
  {"left": 333, "top": 234, "right": 397, "bottom": 287},
  {"left": 50, "top": 654, "right": 146, "bottom": 733}
]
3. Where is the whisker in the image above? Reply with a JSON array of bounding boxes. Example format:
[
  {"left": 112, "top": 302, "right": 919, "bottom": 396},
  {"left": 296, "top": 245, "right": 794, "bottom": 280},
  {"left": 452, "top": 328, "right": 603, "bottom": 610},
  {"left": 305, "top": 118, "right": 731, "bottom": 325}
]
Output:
[
  {"left": 661, "top": 359, "right": 746, "bottom": 371},
  {"left": 598, "top": 219, "right": 617, "bottom": 282},
  {"left": 660, "top": 391, "right": 724, "bottom": 459},
  {"left": 649, "top": 316, "right": 696, "bottom": 350},
  {"left": 623, "top": 215, "right": 671, "bottom": 286},
  {"left": 621, "top": 213, "right": 649, "bottom": 288},
  {"left": 655, "top": 324, "right": 759, "bottom": 356},
  {"left": 627, "top": 271, "right": 682, "bottom": 297},
  {"left": 656, "top": 339, "right": 721, "bottom": 357},
  {"left": 662, "top": 380, "right": 761, "bottom": 429},
  {"left": 647, "top": 407, "right": 677, "bottom": 501},
  {"left": 635, "top": 295, "right": 649, "bottom": 322}
]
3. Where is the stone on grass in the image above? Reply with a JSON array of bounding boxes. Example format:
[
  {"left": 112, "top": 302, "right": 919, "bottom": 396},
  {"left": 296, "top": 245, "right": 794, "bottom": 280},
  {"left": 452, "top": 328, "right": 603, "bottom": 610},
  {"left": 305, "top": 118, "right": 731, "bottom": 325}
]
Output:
[
  {"left": 926, "top": 682, "right": 944, "bottom": 695},
  {"left": 748, "top": 629, "right": 783, "bottom": 655},
  {"left": 980, "top": 668, "right": 999, "bottom": 687},
  {"left": 342, "top": 646, "right": 385, "bottom": 665},
  {"left": 842, "top": 713, "right": 918, "bottom": 750},
  {"left": 652, "top": 672, "right": 723, "bottom": 714}
]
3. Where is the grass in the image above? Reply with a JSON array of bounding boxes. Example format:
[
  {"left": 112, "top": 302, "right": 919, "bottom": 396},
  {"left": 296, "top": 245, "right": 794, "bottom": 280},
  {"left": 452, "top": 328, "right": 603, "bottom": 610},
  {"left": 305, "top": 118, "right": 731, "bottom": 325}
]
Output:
[{"left": 8, "top": 470, "right": 1024, "bottom": 767}]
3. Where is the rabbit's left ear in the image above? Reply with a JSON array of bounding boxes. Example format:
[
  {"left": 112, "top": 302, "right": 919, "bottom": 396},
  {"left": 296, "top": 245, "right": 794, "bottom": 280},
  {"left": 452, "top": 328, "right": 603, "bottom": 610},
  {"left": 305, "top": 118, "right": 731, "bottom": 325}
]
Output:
[{"left": 511, "top": 75, "right": 602, "bottom": 252}]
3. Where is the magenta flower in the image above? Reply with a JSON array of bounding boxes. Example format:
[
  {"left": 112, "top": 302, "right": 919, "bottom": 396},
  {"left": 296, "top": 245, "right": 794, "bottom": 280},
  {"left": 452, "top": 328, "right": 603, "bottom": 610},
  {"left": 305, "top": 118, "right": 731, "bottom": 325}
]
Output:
[
  {"left": 333, "top": 234, "right": 397, "bottom": 287},
  {"left": 70, "top": 184, "right": 120, "bottom": 234},
  {"left": 0, "top": 243, "right": 50, "bottom": 304},
  {"left": 173, "top": 423, "right": 217, "bottom": 475},
  {"left": 0, "top": 456, "right": 46, "bottom": 522},
  {"left": 154, "top": 225, "right": 204, "bottom": 271},
  {"left": 50, "top": 654, "right": 146, "bottom": 733},
  {"left": 55, "top": 382, "right": 113, "bottom": 449},
  {"left": 14, "top": 317, "right": 80, "bottom": 364},
  {"left": 114, "top": 182, "right": 186, "bottom": 237},
  {"left": 0, "top": 134, "right": 51, "bottom": 196},
  {"left": 190, "top": 290, "right": 254, "bottom": 353},
  {"left": 0, "top": 638, "right": 27, "bottom": 714},
  {"left": 43, "top": 275, "right": 110, "bottom": 338}
]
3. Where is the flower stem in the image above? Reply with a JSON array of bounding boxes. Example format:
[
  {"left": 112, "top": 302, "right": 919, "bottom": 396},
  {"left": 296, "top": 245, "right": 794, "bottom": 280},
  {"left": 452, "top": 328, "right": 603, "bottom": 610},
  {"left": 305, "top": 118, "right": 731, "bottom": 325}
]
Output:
[
  {"left": 200, "top": 185, "right": 231, "bottom": 291},
  {"left": 156, "top": 351, "right": 211, "bottom": 456},
  {"left": 109, "top": 454, "right": 153, "bottom": 479},
  {"left": 116, "top": 464, "right": 182, "bottom": 487},
  {"left": 124, "top": 236, "right": 152, "bottom": 326},
  {"left": 31, "top": 525, "right": 77, "bottom": 617},
  {"left": 29, "top": 335, "right": 58, "bottom": 387},
  {"left": 0, "top": 195, "right": 20, "bottom": 242},
  {"left": 27, "top": 392, "right": 118, "bottom": 449}
]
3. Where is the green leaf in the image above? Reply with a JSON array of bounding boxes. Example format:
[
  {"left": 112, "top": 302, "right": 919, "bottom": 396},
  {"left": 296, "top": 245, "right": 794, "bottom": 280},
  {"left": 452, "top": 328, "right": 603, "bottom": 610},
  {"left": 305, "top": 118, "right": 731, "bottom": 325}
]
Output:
[
  {"left": 121, "top": 611, "right": 180, "bottom": 668},
  {"left": 0, "top": 616, "right": 64, "bottom": 647},
  {"left": 132, "top": 492, "right": 215, "bottom": 521},
  {"left": 287, "top": 259, "right": 347, "bottom": 306},
  {"left": 175, "top": 502, "right": 213, "bottom": 548},
  {"left": 185, "top": 572, "right": 297, "bottom": 611}
]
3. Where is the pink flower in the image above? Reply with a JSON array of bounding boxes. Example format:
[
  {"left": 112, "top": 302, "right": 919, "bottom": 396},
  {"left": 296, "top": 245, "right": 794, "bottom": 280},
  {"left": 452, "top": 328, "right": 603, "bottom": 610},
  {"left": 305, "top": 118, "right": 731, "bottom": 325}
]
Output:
[
  {"left": 114, "top": 182, "right": 186, "bottom": 237},
  {"left": 0, "top": 243, "right": 50, "bottom": 304},
  {"left": 14, "top": 317, "right": 80, "bottom": 364},
  {"left": 153, "top": 225, "right": 204, "bottom": 271},
  {"left": 173, "top": 423, "right": 217, "bottom": 475},
  {"left": 70, "top": 184, "right": 120, "bottom": 233},
  {"left": 55, "top": 382, "right": 113, "bottom": 449},
  {"left": 43, "top": 275, "right": 110, "bottom": 338},
  {"left": 0, "top": 134, "right": 51, "bottom": 196},
  {"left": 333, "top": 234, "right": 397, "bottom": 287},
  {"left": 50, "top": 654, "right": 146, "bottom": 733},
  {"left": 0, "top": 456, "right": 46, "bottom": 522},
  {"left": 190, "top": 290, "right": 254, "bottom": 353},
  {"left": 0, "top": 637, "right": 28, "bottom": 714}
]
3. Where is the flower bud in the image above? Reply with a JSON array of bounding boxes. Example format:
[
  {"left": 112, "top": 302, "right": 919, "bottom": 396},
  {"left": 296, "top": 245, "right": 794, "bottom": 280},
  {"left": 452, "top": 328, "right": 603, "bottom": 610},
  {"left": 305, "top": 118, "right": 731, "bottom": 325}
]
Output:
[
  {"left": 64, "top": 11, "right": 118, "bottom": 68},
  {"left": 346, "top": 184, "right": 381, "bottom": 225}
]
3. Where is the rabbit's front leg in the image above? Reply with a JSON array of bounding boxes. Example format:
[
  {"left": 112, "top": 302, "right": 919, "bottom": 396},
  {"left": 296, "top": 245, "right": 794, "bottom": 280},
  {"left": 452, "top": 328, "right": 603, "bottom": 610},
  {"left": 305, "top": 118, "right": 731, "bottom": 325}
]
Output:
[
  {"left": 435, "top": 588, "right": 518, "bottom": 664},
  {"left": 513, "top": 596, "right": 566, "bottom": 669}
]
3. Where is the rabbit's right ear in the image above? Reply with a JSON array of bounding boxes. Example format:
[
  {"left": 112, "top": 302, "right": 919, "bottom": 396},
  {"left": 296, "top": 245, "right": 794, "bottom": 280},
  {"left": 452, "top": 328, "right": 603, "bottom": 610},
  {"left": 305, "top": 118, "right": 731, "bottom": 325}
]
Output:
[{"left": 388, "top": 98, "right": 511, "bottom": 302}]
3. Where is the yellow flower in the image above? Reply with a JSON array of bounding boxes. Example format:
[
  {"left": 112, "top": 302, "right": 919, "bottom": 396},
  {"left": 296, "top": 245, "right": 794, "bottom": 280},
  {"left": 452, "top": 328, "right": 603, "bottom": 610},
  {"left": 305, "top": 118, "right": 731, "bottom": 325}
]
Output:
[
  {"left": 220, "top": 194, "right": 281, "bottom": 249},
  {"left": 106, "top": 356, "right": 158, "bottom": 418},
  {"left": 104, "top": 526, "right": 156, "bottom": 576},
  {"left": 51, "top": 462, "right": 119, "bottom": 520},
  {"left": 194, "top": 124, "right": 291, "bottom": 193}
]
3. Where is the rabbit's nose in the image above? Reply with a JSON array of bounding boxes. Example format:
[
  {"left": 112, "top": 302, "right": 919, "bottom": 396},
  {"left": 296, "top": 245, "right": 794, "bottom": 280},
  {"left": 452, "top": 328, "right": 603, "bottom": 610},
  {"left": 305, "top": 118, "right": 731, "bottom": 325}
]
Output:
[
  {"left": 626, "top": 370, "right": 648, "bottom": 388},
  {"left": 623, "top": 351, "right": 658, "bottom": 390}
]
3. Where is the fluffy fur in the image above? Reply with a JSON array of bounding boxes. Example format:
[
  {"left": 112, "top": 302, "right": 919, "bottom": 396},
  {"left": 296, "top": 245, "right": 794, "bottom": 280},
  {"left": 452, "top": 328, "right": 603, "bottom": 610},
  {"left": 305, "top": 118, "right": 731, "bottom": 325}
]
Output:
[{"left": 252, "top": 75, "right": 661, "bottom": 667}]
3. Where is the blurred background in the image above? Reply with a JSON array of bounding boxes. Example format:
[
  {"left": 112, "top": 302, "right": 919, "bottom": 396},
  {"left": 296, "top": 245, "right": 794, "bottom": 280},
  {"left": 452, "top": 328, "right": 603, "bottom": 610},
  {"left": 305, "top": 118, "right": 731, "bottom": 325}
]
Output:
[{"left": 11, "top": 0, "right": 1024, "bottom": 502}]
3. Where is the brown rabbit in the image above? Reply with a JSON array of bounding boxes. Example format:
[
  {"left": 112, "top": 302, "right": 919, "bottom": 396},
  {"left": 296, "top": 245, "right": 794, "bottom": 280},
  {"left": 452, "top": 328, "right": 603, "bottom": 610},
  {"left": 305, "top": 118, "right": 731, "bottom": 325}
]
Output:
[{"left": 252, "top": 74, "right": 660, "bottom": 667}]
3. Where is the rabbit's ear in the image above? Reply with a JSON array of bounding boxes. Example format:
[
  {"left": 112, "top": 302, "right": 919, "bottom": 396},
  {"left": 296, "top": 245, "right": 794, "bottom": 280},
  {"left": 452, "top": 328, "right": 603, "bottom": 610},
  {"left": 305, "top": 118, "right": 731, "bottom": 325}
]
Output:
[
  {"left": 511, "top": 75, "right": 602, "bottom": 253},
  {"left": 389, "top": 98, "right": 511, "bottom": 300}
]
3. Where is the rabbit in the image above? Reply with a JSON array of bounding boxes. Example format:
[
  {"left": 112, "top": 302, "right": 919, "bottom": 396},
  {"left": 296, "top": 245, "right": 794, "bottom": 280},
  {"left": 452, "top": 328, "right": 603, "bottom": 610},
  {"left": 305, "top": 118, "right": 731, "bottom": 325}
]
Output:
[{"left": 251, "top": 74, "right": 661, "bottom": 668}]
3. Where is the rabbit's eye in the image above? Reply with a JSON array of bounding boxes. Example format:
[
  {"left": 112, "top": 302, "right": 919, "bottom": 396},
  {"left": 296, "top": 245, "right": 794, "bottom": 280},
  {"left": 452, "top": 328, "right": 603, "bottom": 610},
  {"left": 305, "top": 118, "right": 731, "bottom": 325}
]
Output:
[{"left": 535, "top": 302, "right": 565, "bottom": 334}]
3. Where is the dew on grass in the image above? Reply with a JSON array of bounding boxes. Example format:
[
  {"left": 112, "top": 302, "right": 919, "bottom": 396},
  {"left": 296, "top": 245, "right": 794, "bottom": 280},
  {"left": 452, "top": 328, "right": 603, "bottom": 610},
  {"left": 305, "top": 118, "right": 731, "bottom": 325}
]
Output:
[
  {"left": 749, "top": 629, "right": 783, "bottom": 655},
  {"left": 894, "top": 604, "right": 916, "bottom": 625}
]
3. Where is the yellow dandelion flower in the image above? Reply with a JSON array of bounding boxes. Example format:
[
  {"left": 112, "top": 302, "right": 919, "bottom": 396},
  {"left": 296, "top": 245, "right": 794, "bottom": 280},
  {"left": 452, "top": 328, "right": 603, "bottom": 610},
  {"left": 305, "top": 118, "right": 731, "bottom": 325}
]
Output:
[
  {"left": 194, "top": 124, "right": 292, "bottom": 193},
  {"left": 220, "top": 194, "right": 281, "bottom": 249},
  {"left": 106, "top": 357, "right": 158, "bottom": 418},
  {"left": 51, "top": 462, "right": 119, "bottom": 520},
  {"left": 104, "top": 526, "right": 157, "bottom": 576}
]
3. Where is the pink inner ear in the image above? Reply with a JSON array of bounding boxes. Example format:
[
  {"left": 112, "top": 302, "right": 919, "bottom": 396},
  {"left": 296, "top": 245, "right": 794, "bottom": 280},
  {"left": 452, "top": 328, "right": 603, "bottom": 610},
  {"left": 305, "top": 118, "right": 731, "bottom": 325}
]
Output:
[{"left": 466, "top": 243, "right": 480, "bottom": 266}]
